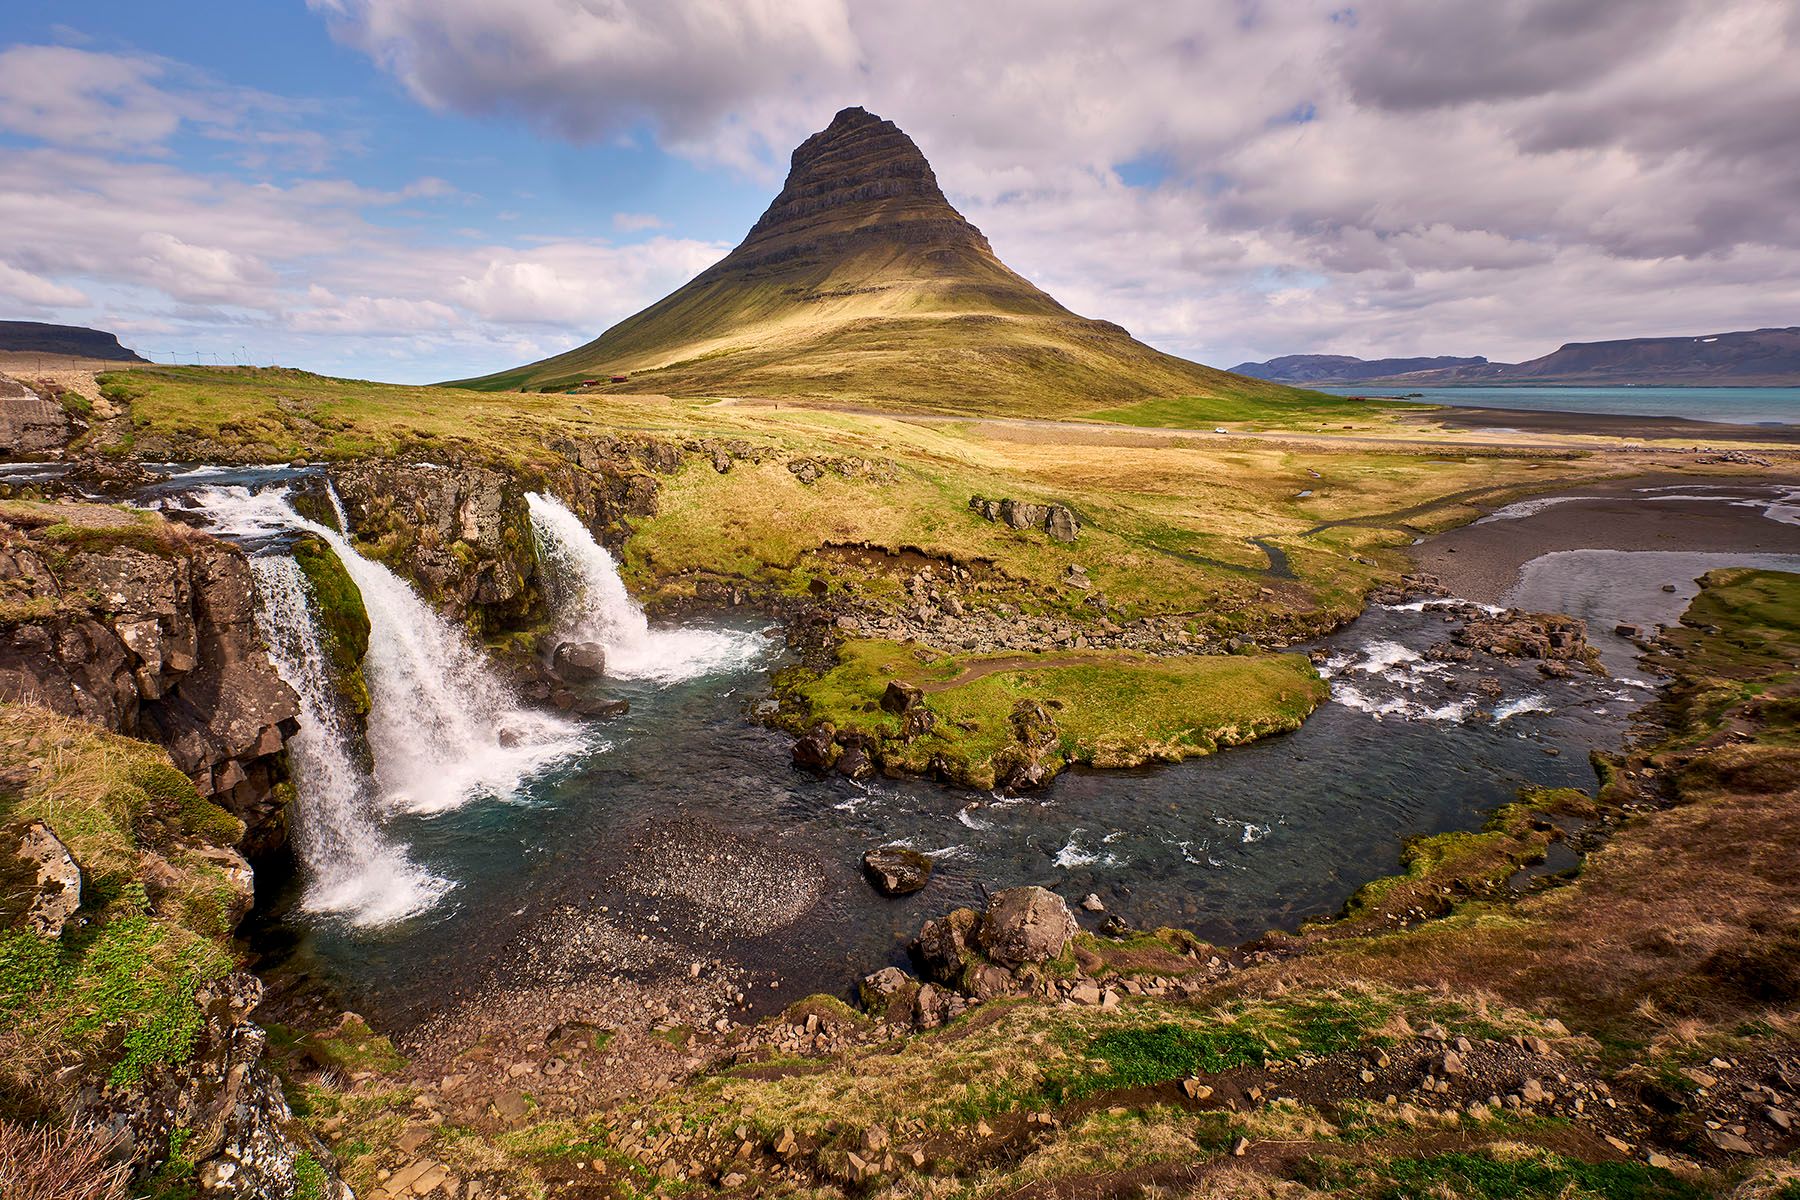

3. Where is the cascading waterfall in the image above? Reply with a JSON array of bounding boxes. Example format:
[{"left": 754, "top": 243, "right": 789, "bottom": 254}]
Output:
[
  {"left": 524, "top": 491, "right": 764, "bottom": 682},
  {"left": 248, "top": 555, "right": 450, "bottom": 926},
  {"left": 196, "top": 484, "right": 586, "bottom": 814}
]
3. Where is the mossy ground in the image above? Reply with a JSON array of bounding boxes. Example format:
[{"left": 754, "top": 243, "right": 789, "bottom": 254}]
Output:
[
  {"left": 0, "top": 706, "right": 242, "bottom": 1098},
  {"left": 775, "top": 639, "right": 1326, "bottom": 786}
]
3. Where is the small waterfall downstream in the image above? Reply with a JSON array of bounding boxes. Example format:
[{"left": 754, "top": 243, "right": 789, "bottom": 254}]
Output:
[
  {"left": 248, "top": 555, "right": 450, "bottom": 925},
  {"left": 189, "top": 483, "right": 589, "bottom": 924},
  {"left": 524, "top": 492, "right": 764, "bottom": 682}
]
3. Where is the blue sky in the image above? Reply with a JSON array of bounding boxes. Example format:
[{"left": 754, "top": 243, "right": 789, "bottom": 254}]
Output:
[{"left": 1, "top": 0, "right": 1795, "bottom": 383}]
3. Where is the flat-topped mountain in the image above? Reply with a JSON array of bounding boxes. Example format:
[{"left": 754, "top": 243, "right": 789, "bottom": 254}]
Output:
[
  {"left": 1245, "top": 327, "right": 1800, "bottom": 387},
  {"left": 0, "top": 320, "right": 146, "bottom": 362},
  {"left": 457, "top": 107, "right": 1300, "bottom": 415}
]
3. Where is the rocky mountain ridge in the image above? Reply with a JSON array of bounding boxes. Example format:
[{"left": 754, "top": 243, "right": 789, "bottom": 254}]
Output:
[{"left": 1238, "top": 326, "right": 1800, "bottom": 386}]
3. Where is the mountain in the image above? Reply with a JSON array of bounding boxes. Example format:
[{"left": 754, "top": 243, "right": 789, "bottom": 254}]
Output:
[
  {"left": 0, "top": 321, "right": 146, "bottom": 362},
  {"left": 1243, "top": 327, "right": 1800, "bottom": 387},
  {"left": 1230, "top": 353, "right": 1487, "bottom": 384},
  {"left": 1400, "top": 327, "right": 1800, "bottom": 386},
  {"left": 456, "top": 107, "right": 1301, "bottom": 415}
]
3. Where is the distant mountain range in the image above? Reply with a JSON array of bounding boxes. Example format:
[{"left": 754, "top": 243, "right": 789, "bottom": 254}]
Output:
[
  {"left": 0, "top": 321, "right": 146, "bottom": 362},
  {"left": 1233, "top": 327, "right": 1800, "bottom": 387}
]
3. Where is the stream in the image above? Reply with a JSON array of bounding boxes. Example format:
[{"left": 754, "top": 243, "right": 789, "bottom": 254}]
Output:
[{"left": 8, "top": 459, "right": 1800, "bottom": 1030}]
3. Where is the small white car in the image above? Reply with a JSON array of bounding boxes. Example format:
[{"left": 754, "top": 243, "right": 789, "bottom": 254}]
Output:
[{"left": 1213, "top": 427, "right": 1228, "bottom": 434}]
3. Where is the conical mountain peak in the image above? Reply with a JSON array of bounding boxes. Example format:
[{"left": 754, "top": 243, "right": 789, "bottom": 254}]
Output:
[
  {"left": 732, "top": 106, "right": 992, "bottom": 269},
  {"left": 461, "top": 108, "right": 1296, "bottom": 417}
]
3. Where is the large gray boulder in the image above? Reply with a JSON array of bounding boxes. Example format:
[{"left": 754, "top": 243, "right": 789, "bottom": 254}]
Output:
[
  {"left": 551, "top": 640, "right": 607, "bottom": 682},
  {"left": 977, "top": 886, "right": 1077, "bottom": 968},
  {"left": 863, "top": 845, "right": 933, "bottom": 896}
]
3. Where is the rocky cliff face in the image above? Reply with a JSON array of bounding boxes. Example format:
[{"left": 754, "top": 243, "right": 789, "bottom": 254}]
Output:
[
  {"left": 0, "top": 506, "right": 299, "bottom": 854},
  {"left": 0, "top": 372, "right": 76, "bottom": 456},
  {"left": 727, "top": 106, "right": 1019, "bottom": 279}
]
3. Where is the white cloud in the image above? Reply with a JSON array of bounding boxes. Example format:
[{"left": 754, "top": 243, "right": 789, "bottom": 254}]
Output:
[
  {"left": 310, "top": 0, "right": 1800, "bottom": 364},
  {"left": 612, "top": 212, "right": 665, "bottom": 232},
  {"left": 0, "top": 262, "right": 88, "bottom": 307}
]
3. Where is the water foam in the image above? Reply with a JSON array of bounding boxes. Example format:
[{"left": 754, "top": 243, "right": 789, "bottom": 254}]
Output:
[
  {"left": 248, "top": 555, "right": 450, "bottom": 926},
  {"left": 192, "top": 485, "right": 587, "bottom": 816},
  {"left": 1493, "top": 695, "right": 1552, "bottom": 722},
  {"left": 525, "top": 491, "right": 764, "bottom": 683}
]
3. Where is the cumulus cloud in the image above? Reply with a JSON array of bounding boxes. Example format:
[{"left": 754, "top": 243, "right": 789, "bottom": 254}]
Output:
[{"left": 310, "top": 0, "right": 1800, "bottom": 364}]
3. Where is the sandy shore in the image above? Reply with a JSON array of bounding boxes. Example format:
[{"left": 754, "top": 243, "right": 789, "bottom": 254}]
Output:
[{"left": 1411, "top": 473, "right": 1800, "bottom": 602}]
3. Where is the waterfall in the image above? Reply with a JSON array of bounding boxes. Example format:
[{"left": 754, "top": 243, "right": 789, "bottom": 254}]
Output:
[
  {"left": 248, "top": 555, "right": 450, "bottom": 926},
  {"left": 192, "top": 485, "right": 587, "bottom": 819},
  {"left": 524, "top": 491, "right": 764, "bottom": 683}
]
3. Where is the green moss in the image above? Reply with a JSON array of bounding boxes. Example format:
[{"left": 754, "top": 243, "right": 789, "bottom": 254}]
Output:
[
  {"left": 1314, "top": 1150, "right": 1706, "bottom": 1200},
  {"left": 292, "top": 534, "right": 372, "bottom": 715},
  {"left": 777, "top": 639, "right": 1326, "bottom": 787},
  {"left": 293, "top": 1154, "right": 329, "bottom": 1200},
  {"left": 303, "top": 1015, "right": 408, "bottom": 1075}
]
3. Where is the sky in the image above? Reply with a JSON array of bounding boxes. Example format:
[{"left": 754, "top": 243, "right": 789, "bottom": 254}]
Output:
[{"left": 1, "top": 0, "right": 1796, "bottom": 384}]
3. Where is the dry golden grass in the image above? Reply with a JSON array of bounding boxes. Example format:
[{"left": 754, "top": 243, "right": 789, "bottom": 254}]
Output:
[{"left": 0, "top": 1120, "right": 130, "bottom": 1200}]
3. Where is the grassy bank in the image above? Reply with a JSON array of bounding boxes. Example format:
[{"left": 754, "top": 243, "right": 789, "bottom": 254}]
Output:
[
  {"left": 0, "top": 706, "right": 244, "bottom": 1098},
  {"left": 774, "top": 639, "right": 1327, "bottom": 786}
]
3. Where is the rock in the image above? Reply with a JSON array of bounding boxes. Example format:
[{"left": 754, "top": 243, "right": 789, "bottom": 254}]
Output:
[
  {"left": 1519, "top": 1078, "right": 1551, "bottom": 1105},
  {"left": 574, "top": 696, "right": 630, "bottom": 719},
  {"left": 1080, "top": 892, "right": 1105, "bottom": 912},
  {"left": 791, "top": 722, "right": 838, "bottom": 770},
  {"left": 967, "top": 496, "right": 1080, "bottom": 542},
  {"left": 0, "top": 524, "right": 300, "bottom": 855},
  {"left": 976, "top": 886, "right": 1077, "bottom": 968},
  {"left": 1181, "top": 1079, "right": 1214, "bottom": 1100},
  {"left": 551, "top": 640, "right": 607, "bottom": 682},
  {"left": 994, "top": 699, "right": 1061, "bottom": 791},
  {"left": 11, "top": 821, "right": 82, "bottom": 937},
  {"left": 834, "top": 740, "right": 875, "bottom": 780},
  {"left": 965, "top": 963, "right": 1018, "bottom": 1000},
  {"left": 858, "top": 966, "right": 918, "bottom": 1021},
  {"left": 1439, "top": 1050, "right": 1466, "bottom": 1078},
  {"left": 0, "top": 374, "right": 75, "bottom": 455},
  {"left": 913, "top": 907, "right": 978, "bottom": 981},
  {"left": 1707, "top": 1129, "right": 1754, "bottom": 1154},
  {"left": 863, "top": 845, "right": 933, "bottom": 895},
  {"left": 880, "top": 679, "right": 926, "bottom": 715}
]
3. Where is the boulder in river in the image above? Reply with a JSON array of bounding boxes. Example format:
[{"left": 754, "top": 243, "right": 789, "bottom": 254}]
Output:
[
  {"left": 551, "top": 640, "right": 607, "bottom": 681},
  {"left": 863, "top": 845, "right": 933, "bottom": 895},
  {"left": 977, "top": 886, "right": 1077, "bottom": 968}
]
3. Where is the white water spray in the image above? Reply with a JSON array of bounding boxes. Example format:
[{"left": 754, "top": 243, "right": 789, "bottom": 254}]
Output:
[
  {"left": 248, "top": 555, "right": 450, "bottom": 925},
  {"left": 193, "top": 485, "right": 587, "bottom": 817},
  {"left": 524, "top": 491, "right": 763, "bottom": 683}
]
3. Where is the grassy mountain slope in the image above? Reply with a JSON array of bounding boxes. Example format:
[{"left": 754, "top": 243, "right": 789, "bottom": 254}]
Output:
[{"left": 453, "top": 108, "right": 1310, "bottom": 418}]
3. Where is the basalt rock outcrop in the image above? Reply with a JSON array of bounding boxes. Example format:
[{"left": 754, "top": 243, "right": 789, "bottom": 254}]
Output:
[
  {"left": 969, "top": 496, "right": 1080, "bottom": 543},
  {"left": 0, "top": 372, "right": 76, "bottom": 456},
  {"left": 321, "top": 460, "right": 539, "bottom": 635},
  {"left": 0, "top": 509, "right": 300, "bottom": 854},
  {"left": 1446, "top": 608, "right": 1604, "bottom": 675}
]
